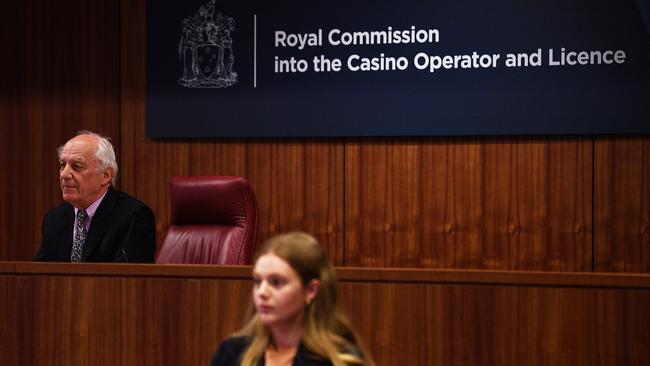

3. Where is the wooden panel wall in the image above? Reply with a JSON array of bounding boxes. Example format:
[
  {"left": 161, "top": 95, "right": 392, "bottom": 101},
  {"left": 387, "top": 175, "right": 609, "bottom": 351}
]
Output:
[
  {"left": 1, "top": 0, "right": 649, "bottom": 273},
  {"left": 345, "top": 138, "right": 593, "bottom": 269},
  {"left": 4, "top": 275, "right": 250, "bottom": 365},
  {"left": 0, "top": 0, "right": 120, "bottom": 261},
  {"left": 2, "top": 264, "right": 650, "bottom": 366},
  {"left": 595, "top": 138, "right": 650, "bottom": 273},
  {"left": 342, "top": 282, "right": 650, "bottom": 366}
]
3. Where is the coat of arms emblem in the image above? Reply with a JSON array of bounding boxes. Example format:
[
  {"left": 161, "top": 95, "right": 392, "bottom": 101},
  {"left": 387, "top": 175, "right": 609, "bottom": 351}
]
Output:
[{"left": 178, "top": 0, "right": 237, "bottom": 88}]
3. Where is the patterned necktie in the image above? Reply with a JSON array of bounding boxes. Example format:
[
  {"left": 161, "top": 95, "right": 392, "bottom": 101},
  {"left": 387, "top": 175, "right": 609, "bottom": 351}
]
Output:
[{"left": 71, "top": 209, "right": 88, "bottom": 262}]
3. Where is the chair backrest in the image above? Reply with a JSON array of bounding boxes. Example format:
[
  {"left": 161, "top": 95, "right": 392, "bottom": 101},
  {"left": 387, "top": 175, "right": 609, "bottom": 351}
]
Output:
[{"left": 156, "top": 176, "right": 259, "bottom": 264}]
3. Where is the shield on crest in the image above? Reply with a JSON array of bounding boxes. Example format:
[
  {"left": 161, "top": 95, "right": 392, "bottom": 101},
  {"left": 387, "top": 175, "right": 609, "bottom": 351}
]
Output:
[{"left": 196, "top": 45, "right": 220, "bottom": 78}]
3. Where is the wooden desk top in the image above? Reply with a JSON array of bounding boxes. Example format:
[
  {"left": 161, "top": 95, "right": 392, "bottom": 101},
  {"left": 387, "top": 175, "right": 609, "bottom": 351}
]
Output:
[{"left": 2, "top": 261, "right": 649, "bottom": 288}]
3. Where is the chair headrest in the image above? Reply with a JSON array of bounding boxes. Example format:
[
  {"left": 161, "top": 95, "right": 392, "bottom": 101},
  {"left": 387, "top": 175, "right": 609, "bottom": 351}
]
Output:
[{"left": 170, "top": 176, "right": 256, "bottom": 227}]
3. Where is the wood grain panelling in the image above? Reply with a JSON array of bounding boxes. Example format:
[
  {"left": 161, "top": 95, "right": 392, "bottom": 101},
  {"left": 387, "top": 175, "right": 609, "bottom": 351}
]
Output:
[
  {"left": 244, "top": 142, "right": 345, "bottom": 263},
  {"left": 345, "top": 138, "right": 592, "bottom": 270},
  {"left": 9, "top": 275, "right": 250, "bottom": 365},
  {"left": 0, "top": 276, "right": 10, "bottom": 365},
  {"left": 0, "top": 0, "right": 120, "bottom": 261},
  {"left": 341, "top": 282, "right": 650, "bottom": 366},
  {"left": 595, "top": 138, "right": 650, "bottom": 272},
  {"left": 3, "top": 265, "right": 650, "bottom": 366}
]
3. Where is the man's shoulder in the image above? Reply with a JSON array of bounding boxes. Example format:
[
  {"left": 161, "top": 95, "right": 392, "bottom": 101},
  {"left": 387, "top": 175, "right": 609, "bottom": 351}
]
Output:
[
  {"left": 44, "top": 201, "right": 73, "bottom": 220},
  {"left": 106, "top": 188, "right": 153, "bottom": 215}
]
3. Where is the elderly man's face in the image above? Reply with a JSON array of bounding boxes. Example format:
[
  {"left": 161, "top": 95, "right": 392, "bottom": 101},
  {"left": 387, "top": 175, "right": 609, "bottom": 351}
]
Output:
[{"left": 59, "top": 135, "right": 112, "bottom": 209}]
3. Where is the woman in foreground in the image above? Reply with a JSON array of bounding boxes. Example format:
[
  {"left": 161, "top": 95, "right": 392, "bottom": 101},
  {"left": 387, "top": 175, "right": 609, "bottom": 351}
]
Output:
[{"left": 211, "top": 232, "right": 374, "bottom": 366}]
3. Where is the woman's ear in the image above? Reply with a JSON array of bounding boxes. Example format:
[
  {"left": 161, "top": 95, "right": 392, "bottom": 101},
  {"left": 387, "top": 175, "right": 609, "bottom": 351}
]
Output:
[{"left": 305, "top": 279, "right": 320, "bottom": 304}]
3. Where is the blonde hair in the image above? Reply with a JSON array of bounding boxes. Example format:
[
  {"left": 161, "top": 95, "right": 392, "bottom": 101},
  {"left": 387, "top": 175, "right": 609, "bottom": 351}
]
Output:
[{"left": 234, "top": 232, "right": 374, "bottom": 366}]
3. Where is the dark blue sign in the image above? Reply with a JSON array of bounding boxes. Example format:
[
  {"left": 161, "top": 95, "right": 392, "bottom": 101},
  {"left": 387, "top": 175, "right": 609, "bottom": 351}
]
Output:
[{"left": 146, "top": 0, "right": 650, "bottom": 137}]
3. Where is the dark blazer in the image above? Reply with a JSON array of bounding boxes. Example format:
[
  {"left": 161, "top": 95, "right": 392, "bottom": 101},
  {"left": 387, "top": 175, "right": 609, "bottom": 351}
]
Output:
[
  {"left": 211, "top": 336, "right": 335, "bottom": 366},
  {"left": 34, "top": 187, "right": 156, "bottom": 262}
]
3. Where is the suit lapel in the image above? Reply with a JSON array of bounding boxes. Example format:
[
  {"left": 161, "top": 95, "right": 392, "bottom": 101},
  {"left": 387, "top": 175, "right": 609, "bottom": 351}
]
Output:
[
  {"left": 82, "top": 188, "right": 117, "bottom": 261},
  {"left": 61, "top": 205, "right": 75, "bottom": 260}
]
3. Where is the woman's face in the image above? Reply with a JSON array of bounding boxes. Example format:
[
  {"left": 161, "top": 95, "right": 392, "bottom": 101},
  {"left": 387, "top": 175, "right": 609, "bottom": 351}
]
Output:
[{"left": 253, "top": 254, "right": 316, "bottom": 329}]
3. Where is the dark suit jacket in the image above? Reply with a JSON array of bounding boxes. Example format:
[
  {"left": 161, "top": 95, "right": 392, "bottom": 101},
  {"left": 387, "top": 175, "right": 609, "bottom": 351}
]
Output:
[
  {"left": 211, "top": 336, "right": 335, "bottom": 366},
  {"left": 34, "top": 187, "right": 156, "bottom": 263}
]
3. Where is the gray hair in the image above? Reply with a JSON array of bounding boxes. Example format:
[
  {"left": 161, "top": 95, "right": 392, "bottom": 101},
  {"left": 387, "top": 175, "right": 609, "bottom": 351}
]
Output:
[{"left": 58, "top": 130, "right": 118, "bottom": 186}]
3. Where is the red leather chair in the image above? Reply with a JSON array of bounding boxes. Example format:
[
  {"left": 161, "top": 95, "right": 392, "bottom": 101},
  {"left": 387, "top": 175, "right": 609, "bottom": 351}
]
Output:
[{"left": 156, "top": 176, "right": 259, "bottom": 264}]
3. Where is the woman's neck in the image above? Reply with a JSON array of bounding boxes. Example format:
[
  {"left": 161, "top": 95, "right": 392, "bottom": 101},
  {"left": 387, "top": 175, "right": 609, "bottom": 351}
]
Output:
[
  {"left": 266, "top": 323, "right": 302, "bottom": 366},
  {"left": 269, "top": 323, "right": 303, "bottom": 349},
  {"left": 265, "top": 345, "right": 298, "bottom": 366}
]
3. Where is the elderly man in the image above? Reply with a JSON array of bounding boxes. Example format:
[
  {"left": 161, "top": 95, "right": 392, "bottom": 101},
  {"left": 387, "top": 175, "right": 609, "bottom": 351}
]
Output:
[{"left": 34, "top": 131, "right": 156, "bottom": 262}]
